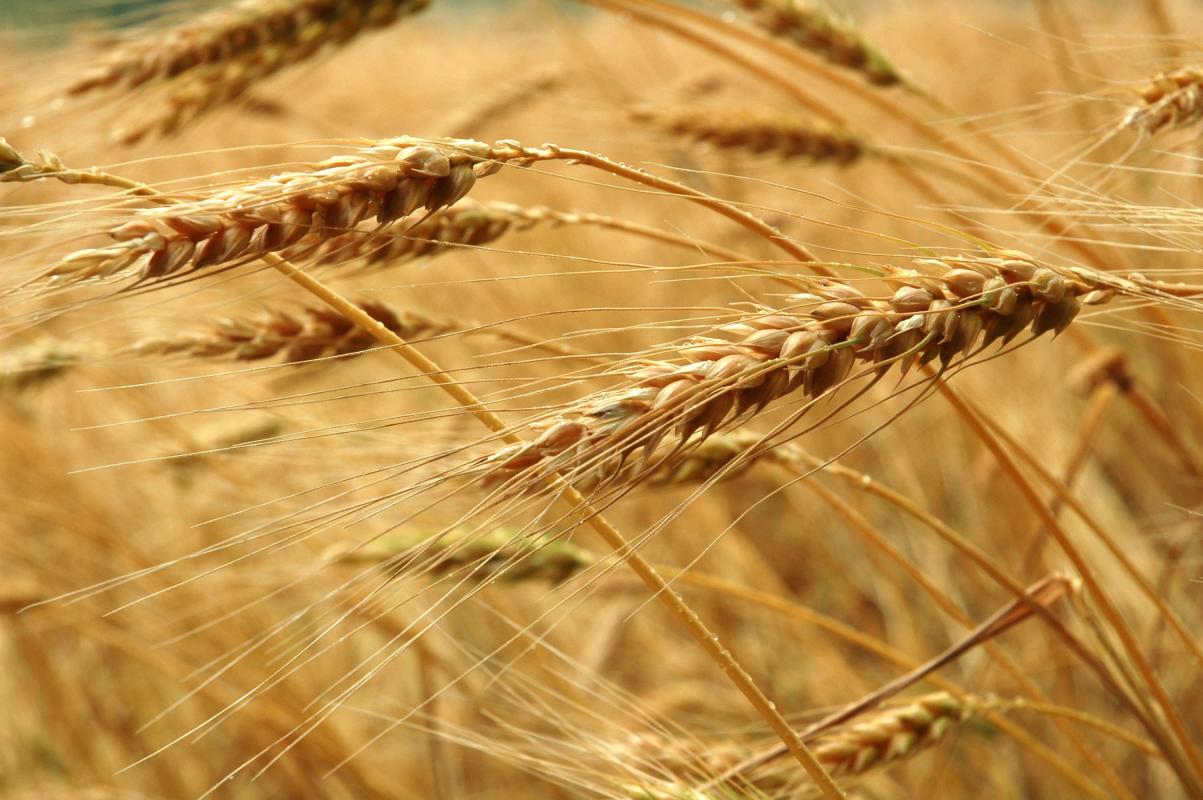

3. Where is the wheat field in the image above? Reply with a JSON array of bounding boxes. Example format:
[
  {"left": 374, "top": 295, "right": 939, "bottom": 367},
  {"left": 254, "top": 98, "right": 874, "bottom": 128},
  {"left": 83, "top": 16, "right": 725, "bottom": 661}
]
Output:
[{"left": 1, "top": 1, "right": 1202, "bottom": 798}]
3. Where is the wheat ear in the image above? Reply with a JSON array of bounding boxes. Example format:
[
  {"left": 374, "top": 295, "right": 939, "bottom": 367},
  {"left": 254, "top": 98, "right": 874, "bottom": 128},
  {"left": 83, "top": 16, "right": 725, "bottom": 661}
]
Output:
[
  {"left": 1119, "top": 66, "right": 1203, "bottom": 136},
  {"left": 811, "top": 693, "right": 972, "bottom": 777},
  {"left": 68, "top": 0, "right": 430, "bottom": 96},
  {"left": 325, "top": 527, "right": 596, "bottom": 585},
  {"left": 303, "top": 199, "right": 749, "bottom": 268},
  {"left": 632, "top": 106, "right": 865, "bottom": 165},
  {"left": 728, "top": 0, "right": 901, "bottom": 87},
  {"left": 481, "top": 256, "right": 1113, "bottom": 490},
  {"left": 129, "top": 299, "right": 457, "bottom": 364},
  {"left": 46, "top": 138, "right": 497, "bottom": 285}
]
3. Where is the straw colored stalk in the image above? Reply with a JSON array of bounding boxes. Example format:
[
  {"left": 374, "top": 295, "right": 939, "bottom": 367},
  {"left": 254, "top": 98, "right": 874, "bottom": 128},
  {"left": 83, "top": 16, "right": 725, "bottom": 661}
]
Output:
[
  {"left": 45, "top": 135, "right": 820, "bottom": 285},
  {"left": 46, "top": 137, "right": 498, "bottom": 285},
  {"left": 729, "top": 0, "right": 901, "bottom": 87},
  {"left": 67, "top": 0, "right": 430, "bottom": 97},
  {"left": 1120, "top": 66, "right": 1203, "bottom": 136},
  {"left": 130, "top": 298, "right": 456, "bottom": 364},
  {"left": 325, "top": 527, "right": 597, "bottom": 585},
  {"left": 479, "top": 255, "right": 1115, "bottom": 490},
  {"left": 632, "top": 106, "right": 865, "bottom": 165}
]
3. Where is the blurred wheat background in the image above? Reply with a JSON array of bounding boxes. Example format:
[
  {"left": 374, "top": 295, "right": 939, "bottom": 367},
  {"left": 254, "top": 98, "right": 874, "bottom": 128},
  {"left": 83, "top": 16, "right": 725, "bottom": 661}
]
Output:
[{"left": 1, "top": 1, "right": 1201, "bottom": 798}]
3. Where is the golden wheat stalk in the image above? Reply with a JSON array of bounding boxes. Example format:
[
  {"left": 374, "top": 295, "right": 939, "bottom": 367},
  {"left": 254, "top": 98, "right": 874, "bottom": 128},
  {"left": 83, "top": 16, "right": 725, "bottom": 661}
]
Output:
[
  {"left": 39, "top": 135, "right": 820, "bottom": 288},
  {"left": 46, "top": 137, "right": 498, "bottom": 284},
  {"left": 67, "top": 0, "right": 430, "bottom": 97},
  {"left": 478, "top": 255, "right": 1116, "bottom": 491},
  {"left": 129, "top": 298, "right": 457, "bottom": 364},
  {"left": 728, "top": 0, "right": 900, "bottom": 87},
  {"left": 632, "top": 106, "right": 865, "bottom": 165}
]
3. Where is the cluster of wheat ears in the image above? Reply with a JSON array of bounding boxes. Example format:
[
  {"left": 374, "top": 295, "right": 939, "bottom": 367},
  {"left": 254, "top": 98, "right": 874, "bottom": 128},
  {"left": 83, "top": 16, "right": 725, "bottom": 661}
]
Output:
[{"left": 1, "top": 0, "right": 1202, "bottom": 798}]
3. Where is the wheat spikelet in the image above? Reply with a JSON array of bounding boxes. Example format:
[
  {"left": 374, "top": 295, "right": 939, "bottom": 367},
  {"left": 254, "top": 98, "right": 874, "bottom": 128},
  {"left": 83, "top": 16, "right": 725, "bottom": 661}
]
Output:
[
  {"left": 1120, "top": 66, "right": 1203, "bottom": 136},
  {"left": 324, "top": 527, "right": 597, "bottom": 584},
  {"left": 728, "top": 0, "right": 900, "bottom": 87},
  {"left": 479, "top": 255, "right": 1115, "bottom": 490},
  {"left": 811, "top": 692, "right": 971, "bottom": 777},
  {"left": 67, "top": 0, "right": 430, "bottom": 97},
  {"left": 129, "top": 298, "right": 457, "bottom": 364},
  {"left": 47, "top": 137, "right": 498, "bottom": 285},
  {"left": 631, "top": 106, "right": 865, "bottom": 165}
]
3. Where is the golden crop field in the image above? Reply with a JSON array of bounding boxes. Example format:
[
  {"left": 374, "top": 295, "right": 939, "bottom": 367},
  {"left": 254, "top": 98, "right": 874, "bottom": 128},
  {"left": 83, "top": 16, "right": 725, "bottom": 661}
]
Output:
[{"left": 1, "top": 1, "right": 1201, "bottom": 798}]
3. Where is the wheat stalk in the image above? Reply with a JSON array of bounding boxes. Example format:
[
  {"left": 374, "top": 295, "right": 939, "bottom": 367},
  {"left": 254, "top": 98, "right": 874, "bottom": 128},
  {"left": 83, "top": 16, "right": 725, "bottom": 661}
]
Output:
[
  {"left": 41, "top": 136, "right": 822, "bottom": 287},
  {"left": 129, "top": 298, "right": 457, "bottom": 364},
  {"left": 631, "top": 106, "right": 865, "bottom": 165},
  {"left": 728, "top": 0, "right": 900, "bottom": 87},
  {"left": 479, "top": 255, "right": 1114, "bottom": 490},
  {"left": 67, "top": 0, "right": 430, "bottom": 97},
  {"left": 46, "top": 138, "right": 498, "bottom": 285}
]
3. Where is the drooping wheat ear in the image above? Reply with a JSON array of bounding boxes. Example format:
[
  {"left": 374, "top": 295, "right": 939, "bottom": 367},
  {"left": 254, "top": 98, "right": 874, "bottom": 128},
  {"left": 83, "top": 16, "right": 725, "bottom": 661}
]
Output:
[
  {"left": 47, "top": 137, "right": 498, "bottom": 285},
  {"left": 479, "top": 255, "right": 1116, "bottom": 490},
  {"left": 324, "top": 527, "right": 597, "bottom": 584},
  {"left": 129, "top": 298, "right": 457, "bottom": 364},
  {"left": 631, "top": 106, "right": 866, "bottom": 165},
  {"left": 1119, "top": 66, "right": 1203, "bottom": 136},
  {"left": 810, "top": 692, "right": 972, "bottom": 777},
  {"left": 67, "top": 0, "right": 430, "bottom": 97},
  {"left": 728, "top": 0, "right": 901, "bottom": 87}
]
